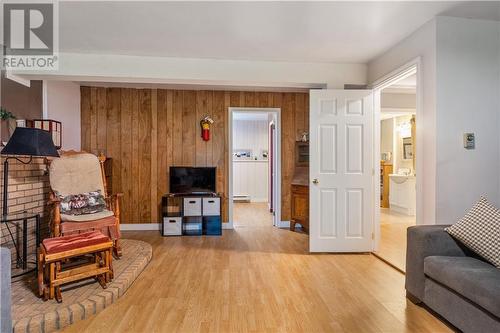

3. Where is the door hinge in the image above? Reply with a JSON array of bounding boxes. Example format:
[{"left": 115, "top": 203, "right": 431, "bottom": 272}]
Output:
[
  {"left": 372, "top": 168, "right": 375, "bottom": 176},
  {"left": 371, "top": 232, "right": 375, "bottom": 240}
]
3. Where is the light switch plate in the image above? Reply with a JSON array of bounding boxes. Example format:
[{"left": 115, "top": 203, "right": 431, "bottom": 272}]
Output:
[{"left": 463, "top": 133, "right": 475, "bottom": 150}]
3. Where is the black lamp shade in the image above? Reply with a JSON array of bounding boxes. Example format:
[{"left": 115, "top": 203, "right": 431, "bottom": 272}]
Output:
[{"left": 1, "top": 127, "right": 59, "bottom": 157}]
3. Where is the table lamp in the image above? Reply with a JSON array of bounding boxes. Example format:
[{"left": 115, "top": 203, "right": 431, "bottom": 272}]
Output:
[{"left": 1, "top": 127, "right": 59, "bottom": 218}]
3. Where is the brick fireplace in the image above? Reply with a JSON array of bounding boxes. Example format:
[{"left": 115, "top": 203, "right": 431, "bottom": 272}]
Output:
[{"left": 0, "top": 156, "right": 51, "bottom": 267}]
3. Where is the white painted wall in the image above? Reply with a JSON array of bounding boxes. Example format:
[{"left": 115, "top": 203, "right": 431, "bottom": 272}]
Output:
[
  {"left": 381, "top": 92, "right": 416, "bottom": 109},
  {"left": 435, "top": 16, "right": 500, "bottom": 223},
  {"left": 43, "top": 80, "right": 81, "bottom": 150},
  {"left": 381, "top": 90, "right": 416, "bottom": 173},
  {"left": 233, "top": 161, "right": 269, "bottom": 202},
  {"left": 380, "top": 118, "right": 394, "bottom": 163},
  {"left": 15, "top": 53, "right": 366, "bottom": 90},
  {"left": 369, "top": 16, "right": 500, "bottom": 224},
  {"left": 369, "top": 19, "right": 437, "bottom": 225},
  {"left": 394, "top": 115, "right": 414, "bottom": 173},
  {"left": 233, "top": 119, "right": 269, "bottom": 158}
]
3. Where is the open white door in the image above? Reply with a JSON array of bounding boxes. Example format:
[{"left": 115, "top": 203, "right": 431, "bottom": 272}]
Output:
[{"left": 309, "top": 90, "right": 374, "bottom": 252}]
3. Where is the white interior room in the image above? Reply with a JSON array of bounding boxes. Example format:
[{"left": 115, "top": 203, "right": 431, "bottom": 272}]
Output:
[
  {"left": 231, "top": 111, "right": 278, "bottom": 227},
  {"left": 375, "top": 72, "right": 417, "bottom": 271},
  {"left": 2, "top": 2, "right": 499, "bottom": 332}
]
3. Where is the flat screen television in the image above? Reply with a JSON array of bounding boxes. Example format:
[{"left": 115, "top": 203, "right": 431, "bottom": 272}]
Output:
[{"left": 169, "top": 167, "right": 216, "bottom": 194}]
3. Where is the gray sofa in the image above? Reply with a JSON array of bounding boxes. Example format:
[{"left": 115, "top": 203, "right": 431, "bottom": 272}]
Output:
[
  {"left": 1, "top": 247, "right": 12, "bottom": 333},
  {"left": 406, "top": 225, "right": 500, "bottom": 333}
]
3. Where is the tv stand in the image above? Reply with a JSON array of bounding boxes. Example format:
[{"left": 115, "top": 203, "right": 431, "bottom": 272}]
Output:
[
  {"left": 161, "top": 193, "right": 222, "bottom": 236},
  {"left": 169, "top": 192, "right": 218, "bottom": 197}
]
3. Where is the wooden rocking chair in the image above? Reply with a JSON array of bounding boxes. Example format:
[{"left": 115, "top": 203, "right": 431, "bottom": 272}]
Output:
[{"left": 46, "top": 151, "right": 122, "bottom": 257}]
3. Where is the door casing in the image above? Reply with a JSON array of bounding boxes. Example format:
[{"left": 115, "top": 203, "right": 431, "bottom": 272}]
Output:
[{"left": 371, "top": 57, "right": 423, "bottom": 251}]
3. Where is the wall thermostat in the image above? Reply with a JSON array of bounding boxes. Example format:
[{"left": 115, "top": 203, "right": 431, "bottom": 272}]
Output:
[{"left": 463, "top": 133, "right": 475, "bottom": 150}]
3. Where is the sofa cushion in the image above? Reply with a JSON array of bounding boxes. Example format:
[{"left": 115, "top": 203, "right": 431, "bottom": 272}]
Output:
[
  {"left": 424, "top": 256, "right": 500, "bottom": 318},
  {"left": 445, "top": 197, "right": 500, "bottom": 267},
  {"left": 42, "top": 231, "right": 110, "bottom": 254},
  {"left": 49, "top": 152, "right": 105, "bottom": 197},
  {"left": 60, "top": 215, "right": 120, "bottom": 241}
]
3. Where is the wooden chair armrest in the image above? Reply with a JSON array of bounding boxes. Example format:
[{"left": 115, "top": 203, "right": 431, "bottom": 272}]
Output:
[
  {"left": 105, "top": 193, "right": 123, "bottom": 217},
  {"left": 47, "top": 198, "right": 60, "bottom": 206},
  {"left": 105, "top": 193, "right": 123, "bottom": 203},
  {"left": 47, "top": 193, "right": 62, "bottom": 237},
  {"left": 47, "top": 194, "right": 61, "bottom": 206},
  {"left": 107, "top": 193, "right": 123, "bottom": 257}
]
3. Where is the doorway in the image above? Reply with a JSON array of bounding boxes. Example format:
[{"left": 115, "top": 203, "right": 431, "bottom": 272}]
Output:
[
  {"left": 374, "top": 65, "right": 419, "bottom": 272},
  {"left": 307, "top": 61, "right": 422, "bottom": 255},
  {"left": 228, "top": 108, "right": 281, "bottom": 228}
]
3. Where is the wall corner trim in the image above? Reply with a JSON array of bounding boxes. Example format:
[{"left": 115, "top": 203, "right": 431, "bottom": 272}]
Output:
[{"left": 6, "top": 72, "right": 31, "bottom": 87}]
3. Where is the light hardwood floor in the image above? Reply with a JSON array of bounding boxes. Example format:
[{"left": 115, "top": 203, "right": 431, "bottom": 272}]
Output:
[
  {"left": 374, "top": 209, "right": 415, "bottom": 272},
  {"left": 234, "top": 202, "right": 273, "bottom": 227},
  {"left": 63, "top": 204, "right": 448, "bottom": 333}
]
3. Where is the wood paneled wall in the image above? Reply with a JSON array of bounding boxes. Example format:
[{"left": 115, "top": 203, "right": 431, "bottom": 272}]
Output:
[{"left": 81, "top": 87, "right": 309, "bottom": 224}]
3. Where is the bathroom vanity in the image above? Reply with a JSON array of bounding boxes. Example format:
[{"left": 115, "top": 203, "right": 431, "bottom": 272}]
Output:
[{"left": 389, "top": 174, "right": 416, "bottom": 215}]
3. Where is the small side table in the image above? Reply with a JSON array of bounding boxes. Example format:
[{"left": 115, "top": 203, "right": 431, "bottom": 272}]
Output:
[{"left": 1, "top": 212, "right": 40, "bottom": 278}]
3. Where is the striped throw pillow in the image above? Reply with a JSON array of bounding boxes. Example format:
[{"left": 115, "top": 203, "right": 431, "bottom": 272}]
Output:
[{"left": 445, "top": 197, "right": 500, "bottom": 268}]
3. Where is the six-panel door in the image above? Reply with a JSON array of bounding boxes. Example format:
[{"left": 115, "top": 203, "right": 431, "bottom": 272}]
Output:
[{"left": 309, "top": 90, "right": 374, "bottom": 253}]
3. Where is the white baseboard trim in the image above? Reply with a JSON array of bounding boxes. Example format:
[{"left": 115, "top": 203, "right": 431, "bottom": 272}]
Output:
[
  {"left": 278, "top": 220, "right": 290, "bottom": 228},
  {"left": 227, "top": 221, "right": 289, "bottom": 229},
  {"left": 120, "top": 223, "right": 160, "bottom": 231}
]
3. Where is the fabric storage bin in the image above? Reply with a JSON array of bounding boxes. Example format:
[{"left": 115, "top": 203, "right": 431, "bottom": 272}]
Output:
[
  {"left": 203, "top": 216, "right": 222, "bottom": 236},
  {"left": 162, "top": 217, "right": 182, "bottom": 236},
  {"left": 183, "top": 216, "right": 202, "bottom": 236},
  {"left": 202, "top": 197, "right": 220, "bottom": 216},
  {"left": 183, "top": 198, "right": 202, "bottom": 216}
]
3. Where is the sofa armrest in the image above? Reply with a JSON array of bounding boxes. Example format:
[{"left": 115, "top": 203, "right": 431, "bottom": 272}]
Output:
[
  {"left": 405, "top": 225, "right": 469, "bottom": 301},
  {"left": 1, "top": 247, "right": 12, "bottom": 333}
]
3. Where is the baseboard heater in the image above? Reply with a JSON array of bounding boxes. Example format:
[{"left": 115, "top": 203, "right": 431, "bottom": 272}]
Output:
[{"left": 233, "top": 195, "right": 251, "bottom": 202}]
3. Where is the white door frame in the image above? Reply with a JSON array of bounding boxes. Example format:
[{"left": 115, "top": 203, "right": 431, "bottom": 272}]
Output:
[
  {"left": 227, "top": 107, "right": 282, "bottom": 229},
  {"left": 371, "top": 57, "right": 423, "bottom": 251}
]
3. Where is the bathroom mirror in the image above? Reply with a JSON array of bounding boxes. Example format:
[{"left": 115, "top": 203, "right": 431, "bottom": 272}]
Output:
[{"left": 403, "top": 137, "right": 413, "bottom": 160}]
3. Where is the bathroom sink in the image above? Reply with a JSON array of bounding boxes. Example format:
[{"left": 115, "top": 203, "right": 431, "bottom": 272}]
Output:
[
  {"left": 389, "top": 174, "right": 415, "bottom": 178},
  {"left": 388, "top": 174, "right": 416, "bottom": 216},
  {"left": 389, "top": 174, "right": 415, "bottom": 185}
]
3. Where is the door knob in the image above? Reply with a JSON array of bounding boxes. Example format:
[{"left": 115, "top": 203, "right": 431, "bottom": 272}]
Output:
[{"left": 312, "top": 179, "right": 319, "bottom": 184}]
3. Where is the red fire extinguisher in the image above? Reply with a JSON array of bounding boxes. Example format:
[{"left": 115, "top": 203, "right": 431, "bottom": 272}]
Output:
[{"left": 200, "top": 116, "right": 214, "bottom": 141}]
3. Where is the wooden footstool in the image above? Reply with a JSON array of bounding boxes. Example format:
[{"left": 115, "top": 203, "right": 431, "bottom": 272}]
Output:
[{"left": 38, "top": 231, "right": 114, "bottom": 303}]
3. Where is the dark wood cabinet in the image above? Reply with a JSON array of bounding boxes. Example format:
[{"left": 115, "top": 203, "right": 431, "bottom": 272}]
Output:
[
  {"left": 295, "top": 142, "right": 309, "bottom": 167},
  {"left": 290, "top": 142, "right": 309, "bottom": 233},
  {"left": 290, "top": 184, "right": 309, "bottom": 232},
  {"left": 380, "top": 162, "right": 393, "bottom": 208}
]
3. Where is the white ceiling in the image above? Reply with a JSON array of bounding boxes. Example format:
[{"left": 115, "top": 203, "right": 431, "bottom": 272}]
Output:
[{"left": 59, "top": 1, "right": 466, "bottom": 63}]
